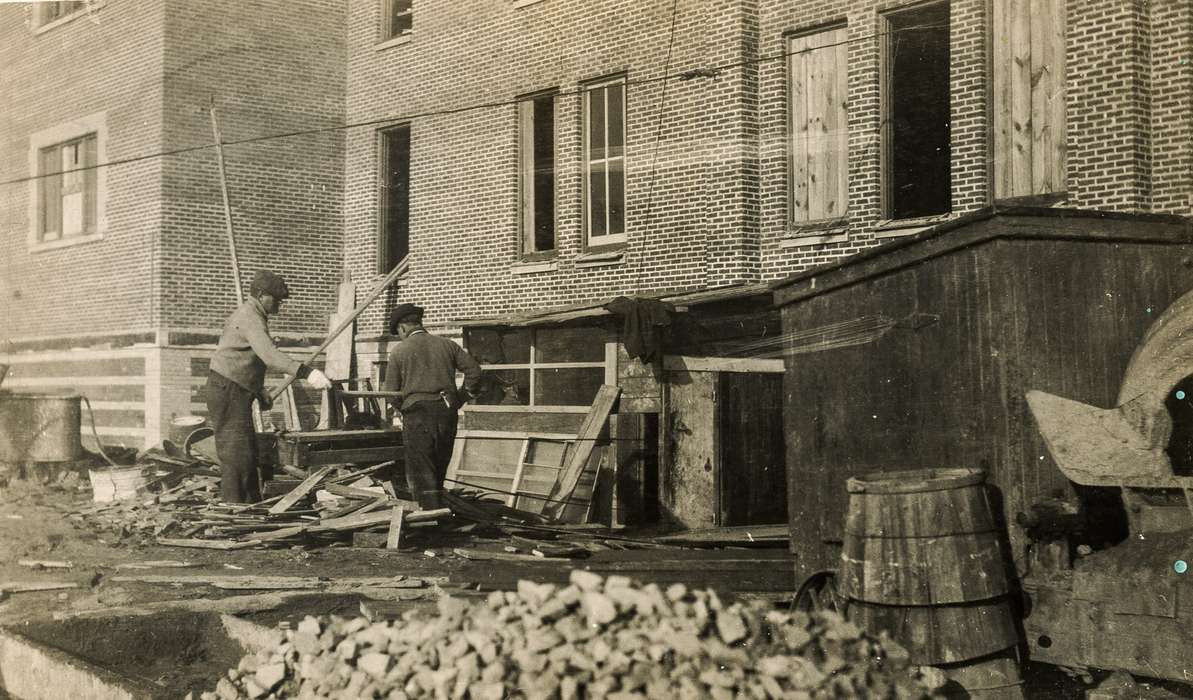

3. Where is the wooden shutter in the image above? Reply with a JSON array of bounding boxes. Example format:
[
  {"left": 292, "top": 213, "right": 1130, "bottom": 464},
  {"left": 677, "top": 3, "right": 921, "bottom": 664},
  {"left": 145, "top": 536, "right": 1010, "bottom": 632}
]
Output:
[
  {"left": 790, "top": 26, "right": 848, "bottom": 223},
  {"left": 993, "top": 0, "right": 1066, "bottom": 198}
]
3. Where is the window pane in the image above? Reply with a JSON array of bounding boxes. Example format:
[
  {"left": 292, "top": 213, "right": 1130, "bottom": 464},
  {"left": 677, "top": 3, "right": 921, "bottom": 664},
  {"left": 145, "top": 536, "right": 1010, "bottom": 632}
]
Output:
[
  {"left": 607, "top": 83, "right": 624, "bottom": 158},
  {"left": 589, "top": 162, "right": 607, "bottom": 239},
  {"left": 534, "top": 326, "right": 607, "bottom": 363},
  {"left": 535, "top": 368, "right": 604, "bottom": 406},
  {"left": 390, "top": 0, "right": 412, "bottom": 36},
  {"left": 474, "top": 369, "right": 529, "bottom": 406},
  {"left": 39, "top": 147, "right": 61, "bottom": 239},
  {"left": 608, "top": 159, "right": 624, "bottom": 236},
  {"left": 587, "top": 87, "right": 606, "bottom": 161},
  {"left": 82, "top": 135, "right": 97, "bottom": 232},
  {"left": 381, "top": 126, "right": 410, "bottom": 271},
  {"left": 532, "top": 95, "right": 555, "bottom": 252}
]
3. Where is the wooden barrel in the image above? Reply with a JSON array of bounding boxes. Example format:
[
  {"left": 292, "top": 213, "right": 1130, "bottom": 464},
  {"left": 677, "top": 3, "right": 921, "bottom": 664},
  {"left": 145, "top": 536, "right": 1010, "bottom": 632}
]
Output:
[
  {"left": 839, "top": 468, "right": 1019, "bottom": 665},
  {"left": 168, "top": 415, "right": 208, "bottom": 447},
  {"left": 939, "top": 648, "right": 1025, "bottom": 699}
]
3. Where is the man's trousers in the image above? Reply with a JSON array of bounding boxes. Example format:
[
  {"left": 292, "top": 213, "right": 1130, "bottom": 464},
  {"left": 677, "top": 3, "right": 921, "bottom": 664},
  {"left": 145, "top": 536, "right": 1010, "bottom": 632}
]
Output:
[
  {"left": 205, "top": 370, "right": 262, "bottom": 503},
  {"left": 400, "top": 399, "right": 458, "bottom": 509}
]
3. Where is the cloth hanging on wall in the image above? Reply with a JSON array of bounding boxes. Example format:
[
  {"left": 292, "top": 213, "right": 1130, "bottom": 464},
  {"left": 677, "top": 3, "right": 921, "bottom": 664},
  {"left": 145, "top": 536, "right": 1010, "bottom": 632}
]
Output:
[{"left": 603, "top": 296, "right": 674, "bottom": 363}]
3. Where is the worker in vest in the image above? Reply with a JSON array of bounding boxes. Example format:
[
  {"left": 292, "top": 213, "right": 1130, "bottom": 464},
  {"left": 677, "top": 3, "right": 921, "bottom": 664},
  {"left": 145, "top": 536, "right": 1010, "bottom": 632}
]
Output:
[
  {"left": 206, "top": 270, "right": 333, "bottom": 502},
  {"left": 384, "top": 303, "right": 482, "bottom": 509}
]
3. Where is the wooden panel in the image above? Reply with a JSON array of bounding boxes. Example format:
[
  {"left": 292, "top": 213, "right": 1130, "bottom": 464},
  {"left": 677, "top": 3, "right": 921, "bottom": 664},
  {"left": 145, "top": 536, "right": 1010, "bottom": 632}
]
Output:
[
  {"left": 788, "top": 34, "right": 809, "bottom": 221},
  {"left": 1030, "top": 0, "right": 1065, "bottom": 194},
  {"left": 805, "top": 29, "right": 831, "bottom": 220},
  {"left": 663, "top": 370, "right": 718, "bottom": 528},
  {"left": 544, "top": 385, "right": 620, "bottom": 520},
  {"left": 1010, "top": 0, "right": 1033, "bottom": 196},
  {"left": 461, "top": 410, "right": 585, "bottom": 434},
  {"left": 991, "top": 0, "right": 1013, "bottom": 198}
]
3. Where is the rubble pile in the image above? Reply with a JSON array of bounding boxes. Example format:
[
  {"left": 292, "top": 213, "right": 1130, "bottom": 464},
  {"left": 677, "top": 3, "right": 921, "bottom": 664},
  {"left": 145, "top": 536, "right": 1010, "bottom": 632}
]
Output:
[{"left": 200, "top": 570, "right": 943, "bottom": 699}]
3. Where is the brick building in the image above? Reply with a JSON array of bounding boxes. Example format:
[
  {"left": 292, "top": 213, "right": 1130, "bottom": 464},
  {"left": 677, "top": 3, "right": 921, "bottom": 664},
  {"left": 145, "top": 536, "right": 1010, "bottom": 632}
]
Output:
[
  {"left": 0, "top": 0, "right": 346, "bottom": 448},
  {"left": 342, "top": 0, "right": 1191, "bottom": 525}
]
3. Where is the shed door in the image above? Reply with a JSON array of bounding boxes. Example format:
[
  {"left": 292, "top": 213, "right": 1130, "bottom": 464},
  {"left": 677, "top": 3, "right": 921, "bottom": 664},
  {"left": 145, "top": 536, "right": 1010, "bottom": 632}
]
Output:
[
  {"left": 718, "top": 372, "right": 787, "bottom": 525},
  {"left": 662, "top": 369, "right": 718, "bottom": 528}
]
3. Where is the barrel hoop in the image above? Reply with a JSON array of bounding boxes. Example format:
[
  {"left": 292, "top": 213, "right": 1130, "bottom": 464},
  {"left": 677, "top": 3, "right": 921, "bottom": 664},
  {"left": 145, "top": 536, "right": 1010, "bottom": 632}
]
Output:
[{"left": 846, "top": 468, "right": 986, "bottom": 494}]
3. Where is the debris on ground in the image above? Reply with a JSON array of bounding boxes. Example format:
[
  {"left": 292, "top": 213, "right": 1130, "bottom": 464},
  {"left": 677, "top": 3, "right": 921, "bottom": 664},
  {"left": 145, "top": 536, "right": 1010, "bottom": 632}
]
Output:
[{"left": 197, "top": 570, "right": 946, "bottom": 699}]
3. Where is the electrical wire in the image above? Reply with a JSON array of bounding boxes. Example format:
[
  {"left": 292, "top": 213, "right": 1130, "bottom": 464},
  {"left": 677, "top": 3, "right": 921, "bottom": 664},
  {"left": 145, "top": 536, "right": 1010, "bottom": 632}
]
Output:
[{"left": 0, "top": 21, "right": 947, "bottom": 189}]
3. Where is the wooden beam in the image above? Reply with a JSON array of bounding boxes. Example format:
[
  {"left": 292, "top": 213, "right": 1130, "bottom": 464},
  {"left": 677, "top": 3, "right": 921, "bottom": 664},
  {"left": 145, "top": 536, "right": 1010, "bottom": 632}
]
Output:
[
  {"left": 662, "top": 356, "right": 785, "bottom": 374},
  {"left": 543, "top": 385, "right": 620, "bottom": 521},
  {"left": 386, "top": 506, "right": 406, "bottom": 549}
]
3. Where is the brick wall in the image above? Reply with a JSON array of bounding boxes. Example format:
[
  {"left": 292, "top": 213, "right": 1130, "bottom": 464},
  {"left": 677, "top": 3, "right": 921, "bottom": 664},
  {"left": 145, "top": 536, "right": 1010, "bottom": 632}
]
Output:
[
  {"left": 159, "top": 0, "right": 346, "bottom": 337},
  {"left": 0, "top": 1, "right": 166, "bottom": 342},
  {"left": 1149, "top": 0, "right": 1193, "bottom": 214},
  {"left": 344, "top": 0, "right": 756, "bottom": 335}
]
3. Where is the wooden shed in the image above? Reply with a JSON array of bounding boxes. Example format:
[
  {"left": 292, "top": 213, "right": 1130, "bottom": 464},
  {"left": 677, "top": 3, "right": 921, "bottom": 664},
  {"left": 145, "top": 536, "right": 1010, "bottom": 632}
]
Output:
[{"left": 771, "top": 207, "right": 1193, "bottom": 582}]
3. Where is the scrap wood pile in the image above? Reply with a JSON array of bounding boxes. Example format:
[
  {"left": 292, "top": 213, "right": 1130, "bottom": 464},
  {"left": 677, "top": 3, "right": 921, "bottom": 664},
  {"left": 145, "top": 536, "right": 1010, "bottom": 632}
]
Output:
[
  {"left": 198, "top": 570, "right": 945, "bottom": 700},
  {"left": 66, "top": 451, "right": 469, "bottom": 551}
]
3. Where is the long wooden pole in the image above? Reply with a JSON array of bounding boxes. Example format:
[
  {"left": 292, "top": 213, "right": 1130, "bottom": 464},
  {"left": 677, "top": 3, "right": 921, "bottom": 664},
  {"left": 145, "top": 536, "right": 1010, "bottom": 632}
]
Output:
[
  {"left": 208, "top": 98, "right": 244, "bottom": 304},
  {"left": 268, "top": 256, "right": 408, "bottom": 402}
]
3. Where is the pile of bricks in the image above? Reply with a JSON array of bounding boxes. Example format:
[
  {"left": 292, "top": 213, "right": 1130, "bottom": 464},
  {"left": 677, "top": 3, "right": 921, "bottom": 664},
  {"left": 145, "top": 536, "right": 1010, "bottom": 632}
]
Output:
[{"left": 199, "top": 570, "right": 944, "bottom": 699}]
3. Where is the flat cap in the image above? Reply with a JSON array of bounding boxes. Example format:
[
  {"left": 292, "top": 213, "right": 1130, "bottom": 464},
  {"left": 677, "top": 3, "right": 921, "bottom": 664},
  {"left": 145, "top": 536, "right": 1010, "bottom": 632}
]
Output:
[
  {"left": 249, "top": 270, "right": 290, "bottom": 300},
  {"left": 389, "top": 303, "right": 424, "bottom": 334}
]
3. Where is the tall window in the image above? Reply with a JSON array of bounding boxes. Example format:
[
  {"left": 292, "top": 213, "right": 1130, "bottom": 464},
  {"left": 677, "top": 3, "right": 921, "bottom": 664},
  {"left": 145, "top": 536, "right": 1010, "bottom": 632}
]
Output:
[
  {"left": 379, "top": 125, "right": 410, "bottom": 272},
  {"left": 992, "top": 0, "right": 1066, "bottom": 199},
  {"left": 518, "top": 92, "right": 556, "bottom": 256},
  {"left": 788, "top": 24, "right": 849, "bottom": 224},
  {"left": 383, "top": 0, "right": 412, "bottom": 39},
  {"left": 583, "top": 77, "right": 626, "bottom": 247},
  {"left": 883, "top": 2, "right": 951, "bottom": 220},
  {"left": 38, "top": 134, "right": 97, "bottom": 242}
]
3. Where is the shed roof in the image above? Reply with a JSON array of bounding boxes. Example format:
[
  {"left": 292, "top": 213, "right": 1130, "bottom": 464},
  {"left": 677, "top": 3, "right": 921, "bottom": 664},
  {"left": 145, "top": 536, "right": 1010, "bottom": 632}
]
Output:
[{"left": 771, "top": 206, "right": 1193, "bottom": 308}]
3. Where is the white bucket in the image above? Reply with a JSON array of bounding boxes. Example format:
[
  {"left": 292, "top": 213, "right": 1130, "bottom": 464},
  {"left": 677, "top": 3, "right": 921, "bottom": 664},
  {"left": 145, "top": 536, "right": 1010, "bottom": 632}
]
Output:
[{"left": 88, "top": 467, "right": 148, "bottom": 503}]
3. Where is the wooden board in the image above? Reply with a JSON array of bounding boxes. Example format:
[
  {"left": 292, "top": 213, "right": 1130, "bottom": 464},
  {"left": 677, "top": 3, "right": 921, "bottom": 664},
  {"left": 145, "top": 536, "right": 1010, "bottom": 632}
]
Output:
[
  {"left": 543, "top": 385, "right": 620, "bottom": 520},
  {"left": 268, "top": 465, "right": 334, "bottom": 515},
  {"left": 661, "top": 370, "right": 718, "bottom": 529}
]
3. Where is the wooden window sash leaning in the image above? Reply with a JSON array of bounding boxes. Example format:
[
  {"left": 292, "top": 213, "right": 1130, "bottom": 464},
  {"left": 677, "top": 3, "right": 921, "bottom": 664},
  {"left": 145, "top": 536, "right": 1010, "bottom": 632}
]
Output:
[
  {"left": 788, "top": 23, "right": 849, "bottom": 229},
  {"left": 582, "top": 76, "right": 627, "bottom": 248}
]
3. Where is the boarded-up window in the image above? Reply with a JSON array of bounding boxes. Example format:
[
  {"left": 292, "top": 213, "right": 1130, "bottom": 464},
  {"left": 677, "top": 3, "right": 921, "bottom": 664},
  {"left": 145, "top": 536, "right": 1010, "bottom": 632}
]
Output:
[
  {"left": 788, "top": 25, "right": 848, "bottom": 223},
  {"left": 993, "top": 0, "right": 1066, "bottom": 198}
]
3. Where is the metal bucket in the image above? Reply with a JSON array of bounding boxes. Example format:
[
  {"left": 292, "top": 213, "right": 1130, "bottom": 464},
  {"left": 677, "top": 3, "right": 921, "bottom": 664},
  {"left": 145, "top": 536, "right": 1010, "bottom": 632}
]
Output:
[{"left": 0, "top": 392, "right": 82, "bottom": 463}]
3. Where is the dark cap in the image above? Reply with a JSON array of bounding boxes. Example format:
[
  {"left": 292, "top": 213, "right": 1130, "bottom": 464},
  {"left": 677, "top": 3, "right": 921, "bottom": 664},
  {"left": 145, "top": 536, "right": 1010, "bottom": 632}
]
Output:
[
  {"left": 389, "top": 303, "right": 424, "bottom": 333},
  {"left": 250, "top": 270, "right": 290, "bottom": 300}
]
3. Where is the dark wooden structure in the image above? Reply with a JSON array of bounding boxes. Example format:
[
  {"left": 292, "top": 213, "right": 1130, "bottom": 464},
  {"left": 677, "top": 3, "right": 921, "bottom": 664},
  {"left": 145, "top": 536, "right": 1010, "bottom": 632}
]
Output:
[{"left": 772, "top": 207, "right": 1193, "bottom": 581}]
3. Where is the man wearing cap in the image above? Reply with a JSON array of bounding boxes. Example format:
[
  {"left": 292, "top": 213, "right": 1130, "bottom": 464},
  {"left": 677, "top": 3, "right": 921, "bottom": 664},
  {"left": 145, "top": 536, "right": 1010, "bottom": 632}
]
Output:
[
  {"left": 206, "top": 270, "right": 333, "bottom": 503},
  {"left": 384, "top": 303, "right": 482, "bottom": 509}
]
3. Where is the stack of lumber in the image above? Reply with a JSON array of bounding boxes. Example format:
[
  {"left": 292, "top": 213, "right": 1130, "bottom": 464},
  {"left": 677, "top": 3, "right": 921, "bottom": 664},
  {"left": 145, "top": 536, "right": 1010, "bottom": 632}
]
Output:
[{"left": 198, "top": 570, "right": 945, "bottom": 700}]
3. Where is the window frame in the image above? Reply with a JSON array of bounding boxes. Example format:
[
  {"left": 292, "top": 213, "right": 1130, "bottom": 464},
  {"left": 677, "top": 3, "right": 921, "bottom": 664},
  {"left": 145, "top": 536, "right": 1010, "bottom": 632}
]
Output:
[
  {"left": 581, "top": 75, "right": 628, "bottom": 249},
  {"left": 380, "top": 0, "right": 413, "bottom": 43},
  {"left": 786, "top": 22, "right": 850, "bottom": 232},
  {"left": 517, "top": 89, "right": 559, "bottom": 260},
  {"left": 33, "top": 1, "right": 91, "bottom": 33},
  {"left": 27, "top": 113, "right": 107, "bottom": 252},
  {"left": 377, "top": 123, "right": 412, "bottom": 274},
  {"left": 879, "top": 0, "right": 952, "bottom": 222},
  {"left": 466, "top": 326, "right": 615, "bottom": 410}
]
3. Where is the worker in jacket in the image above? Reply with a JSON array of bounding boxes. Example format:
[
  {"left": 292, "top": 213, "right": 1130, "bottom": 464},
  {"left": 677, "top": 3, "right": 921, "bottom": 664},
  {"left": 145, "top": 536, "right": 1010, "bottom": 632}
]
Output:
[
  {"left": 384, "top": 303, "right": 482, "bottom": 509},
  {"left": 206, "top": 270, "right": 333, "bottom": 502}
]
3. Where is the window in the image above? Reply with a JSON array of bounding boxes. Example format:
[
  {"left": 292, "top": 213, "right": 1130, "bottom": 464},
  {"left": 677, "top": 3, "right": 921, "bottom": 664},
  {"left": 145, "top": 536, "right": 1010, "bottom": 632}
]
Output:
[
  {"left": 992, "top": 0, "right": 1066, "bottom": 199},
  {"left": 788, "top": 24, "right": 849, "bottom": 224},
  {"left": 379, "top": 125, "right": 411, "bottom": 272},
  {"left": 583, "top": 77, "right": 626, "bottom": 247},
  {"left": 383, "top": 0, "right": 412, "bottom": 39},
  {"left": 465, "top": 326, "right": 609, "bottom": 407},
  {"left": 883, "top": 2, "right": 951, "bottom": 220},
  {"left": 39, "top": 1, "right": 84, "bottom": 26},
  {"left": 37, "top": 134, "right": 97, "bottom": 242},
  {"left": 518, "top": 92, "right": 557, "bottom": 256}
]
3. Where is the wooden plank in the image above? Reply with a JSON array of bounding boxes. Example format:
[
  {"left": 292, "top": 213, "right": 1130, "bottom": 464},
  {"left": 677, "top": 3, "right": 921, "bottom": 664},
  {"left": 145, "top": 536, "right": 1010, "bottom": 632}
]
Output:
[
  {"left": 662, "top": 355, "right": 785, "bottom": 374},
  {"left": 789, "top": 33, "right": 809, "bottom": 222},
  {"left": 992, "top": 0, "right": 1012, "bottom": 198},
  {"left": 283, "top": 384, "right": 302, "bottom": 430},
  {"left": 324, "top": 483, "right": 387, "bottom": 500},
  {"left": 1042, "top": 0, "right": 1066, "bottom": 192},
  {"left": 156, "top": 538, "right": 263, "bottom": 550},
  {"left": 819, "top": 26, "right": 846, "bottom": 219},
  {"left": 806, "top": 30, "right": 830, "bottom": 220},
  {"left": 543, "top": 385, "right": 620, "bottom": 520},
  {"left": 1030, "top": 0, "right": 1058, "bottom": 193},
  {"left": 325, "top": 279, "right": 356, "bottom": 380},
  {"left": 507, "top": 439, "right": 530, "bottom": 507},
  {"left": 1010, "top": 0, "right": 1033, "bottom": 196},
  {"left": 386, "top": 506, "right": 406, "bottom": 549},
  {"left": 268, "top": 465, "right": 334, "bottom": 515}
]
